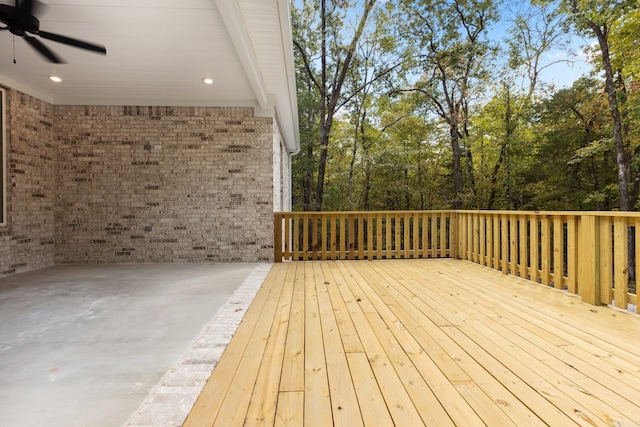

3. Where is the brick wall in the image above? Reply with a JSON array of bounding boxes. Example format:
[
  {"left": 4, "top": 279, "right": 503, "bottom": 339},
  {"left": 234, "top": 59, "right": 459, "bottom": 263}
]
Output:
[
  {"left": 0, "top": 88, "right": 56, "bottom": 275},
  {"left": 54, "top": 105, "right": 276, "bottom": 263},
  {"left": 0, "top": 86, "right": 289, "bottom": 274}
]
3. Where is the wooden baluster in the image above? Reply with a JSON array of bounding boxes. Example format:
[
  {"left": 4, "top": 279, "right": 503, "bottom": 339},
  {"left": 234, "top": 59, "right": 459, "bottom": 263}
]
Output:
[
  {"left": 385, "top": 212, "right": 392, "bottom": 259},
  {"left": 500, "top": 214, "right": 508, "bottom": 274},
  {"left": 458, "top": 213, "right": 466, "bottom": 260},
  {"left": 599, "top": 216, "right": 612, "bottom": 305},
  {"left": 566, "top": 216, "right": 577, "bottom": 294},
  {"left": 425, "top": 212, "right": 431, "bottom": 258},
  {"left": 450, "top": 212, "right": 459, "bottom": 259},
  {"left": 302, "top": 214, "right": 310, "bottom": 261},
  {"left": 439, "top": 212, "right": 446, "bottom": 258},
  {"left": 479, "top": 214, "right": 486, "bottom": 266},
  {"left": 367, "top": 214, "right": 374, "bottom": 261},
  {"left": 492, "top": 214, "right": 500, "bottom": 270},
  {"left": 311, "top": 214, "right": 318, "bottom": 260},
  {"left": 430, "top": 214, "right": 438, "bottom": 258},
  {"left": 330, "top": 213, "right": 337, "bottom": 260},
  {"left": 509, "top": 214, "right": 517, "bottom": 275},
  {"left": 530, "top": 215, "right": 539, "bottom": 283},
  {"left": 404, "top": 212, "right": 411, "bottom": 259},
  {"left": 320, "top": 215, "right": 327, "bottom": 260},
  {"left": 467, "top": 213, "right": 474, "bottom": 261},
  {"left": 393, "top": 212, "right": 398, "bottom": 258},
  {"left": 540, "top": 216, "right": 551, "bottom": 286},
  {"left": 357, "top": 215, "right": 364, "bottom": 260},
  {"left": 412, "top": 213, "right": 419, "bottom": 259},
  {"left": 553, "top": 216, "right": 564, "bottom": 289},
  {"left": 376, "top": 213, "right": 385, "bottom": 259},
  {"left": 613, "top": 217, "right": 628, "bottom": 309},
  {"left": 519, "top": 215, "right": 528, "bottom": 279},
  {"left": 347, "top": 213, "right": 354, "bottom": 259},
  {"left": 293, "top": 214, "right": 300, "bottom": 261}
]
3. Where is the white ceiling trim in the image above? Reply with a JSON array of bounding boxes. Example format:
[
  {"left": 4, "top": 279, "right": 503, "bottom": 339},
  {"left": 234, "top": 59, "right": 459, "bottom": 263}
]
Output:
[
  {"left": 276, "top": 0, "right": 300, "bottom": 154},
  {"left": 215, "top": 0, "right": 269, "bottom": 111},
  {"left": 0, "top": 75, "right": 53, "bottom": 104}
]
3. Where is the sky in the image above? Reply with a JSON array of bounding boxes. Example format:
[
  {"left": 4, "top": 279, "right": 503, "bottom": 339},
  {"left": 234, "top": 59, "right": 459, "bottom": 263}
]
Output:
[{"left": 536, "top": 43, "right": 595, "bottom": 89}]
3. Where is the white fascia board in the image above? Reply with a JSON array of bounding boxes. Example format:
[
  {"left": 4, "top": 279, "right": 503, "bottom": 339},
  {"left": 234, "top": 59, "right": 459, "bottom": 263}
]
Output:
[
  {"left": 215, "top": 0, "right": 269, "bottom": 111},
  {"left": 276, "top": 0, "right": 300, "bottom": 155}
]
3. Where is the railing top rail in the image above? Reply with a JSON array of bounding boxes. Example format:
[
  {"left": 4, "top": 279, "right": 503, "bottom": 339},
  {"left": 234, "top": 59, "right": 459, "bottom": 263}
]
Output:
[
  {"left": 275, "top": 210, "right": 454, "bottom": 215},
  {"left": 455, "top": 210, "right": 640, "bottom": 218},
  {"left": 276, "top": 210, "right": 640, "bottom": 218}
]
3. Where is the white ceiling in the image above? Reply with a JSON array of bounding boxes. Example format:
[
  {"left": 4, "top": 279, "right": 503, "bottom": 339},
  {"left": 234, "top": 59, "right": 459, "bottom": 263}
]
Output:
[{"left": 0, "top": 0, "right": 299, "bottom": 152}]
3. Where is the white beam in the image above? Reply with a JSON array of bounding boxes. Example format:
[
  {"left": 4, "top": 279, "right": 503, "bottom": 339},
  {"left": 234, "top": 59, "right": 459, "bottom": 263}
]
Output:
[
  {"left": 215, "top": 0, "right": 269, "bottom": 111},
  {"left": 276, "top": 0, "right": 300, "bottom": 154}
]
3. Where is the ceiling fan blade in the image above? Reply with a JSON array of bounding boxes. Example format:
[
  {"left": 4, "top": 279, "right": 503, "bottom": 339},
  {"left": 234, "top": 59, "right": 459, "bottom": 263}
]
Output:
[
  {"left": 38, "top": 31, "right": 106, "bottom": 55},
  {"left": 24, "top": 34, "right": 64, "bottom": 63}
]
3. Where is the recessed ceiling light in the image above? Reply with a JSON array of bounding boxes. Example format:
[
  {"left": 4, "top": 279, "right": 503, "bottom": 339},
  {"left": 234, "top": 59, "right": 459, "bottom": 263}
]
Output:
[
  {"left": 203, "top": 78, "right": 214, "bottom": 85},
  {"left": 49, "top": 76, "right": 62, "bottom": 83}
]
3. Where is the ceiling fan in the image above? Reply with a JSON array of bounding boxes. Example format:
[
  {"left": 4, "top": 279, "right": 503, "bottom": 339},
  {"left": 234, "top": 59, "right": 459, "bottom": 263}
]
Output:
[{"left": 0, "top": 0, "right": 106, "bottom": 63}]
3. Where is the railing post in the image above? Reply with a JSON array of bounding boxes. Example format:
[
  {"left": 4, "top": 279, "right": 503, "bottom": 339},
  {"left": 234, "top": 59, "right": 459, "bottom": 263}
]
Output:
[
  {"left": 578, "top": 215, "right": 603, "bottom": 305},
  {"left": 274, "top": 213, "right": 283, "bottom": 262},
  {"left": 613, "top": 217, "right": 629, "bottom": 309}
]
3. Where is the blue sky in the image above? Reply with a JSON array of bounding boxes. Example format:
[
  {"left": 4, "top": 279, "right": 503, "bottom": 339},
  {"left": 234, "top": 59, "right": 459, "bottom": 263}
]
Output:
[{"left": 536, "top": 42, "right": 595, "bottom": 88}]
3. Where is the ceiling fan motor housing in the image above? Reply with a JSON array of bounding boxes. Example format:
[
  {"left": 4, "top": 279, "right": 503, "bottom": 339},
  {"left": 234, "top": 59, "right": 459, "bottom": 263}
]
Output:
[
  {"left": 0, "top": 4, "right": 39, "bottom": 36},
  {"left": 11, "top": 17, "right": 39, "bottom": 37}
]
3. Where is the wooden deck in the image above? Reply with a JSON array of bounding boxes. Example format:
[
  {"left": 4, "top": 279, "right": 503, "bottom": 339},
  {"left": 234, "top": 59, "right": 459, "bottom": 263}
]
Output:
[{"left": 183, "top": 259, "right": 640, "bottom": 427}]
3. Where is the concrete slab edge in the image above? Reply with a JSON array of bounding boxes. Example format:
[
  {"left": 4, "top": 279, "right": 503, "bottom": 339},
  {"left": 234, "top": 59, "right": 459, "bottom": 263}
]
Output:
[{"left": 122, "top": 263, "right": 273, "bottom": 427}]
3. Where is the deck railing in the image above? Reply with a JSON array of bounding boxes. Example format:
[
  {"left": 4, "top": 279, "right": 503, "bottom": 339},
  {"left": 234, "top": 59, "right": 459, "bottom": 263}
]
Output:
[
  {"left": 275, "top": 210, "right": 640, "bottom": 312},
  {"left": 274, "top": 211, "right": 453, "bottom": 262}
]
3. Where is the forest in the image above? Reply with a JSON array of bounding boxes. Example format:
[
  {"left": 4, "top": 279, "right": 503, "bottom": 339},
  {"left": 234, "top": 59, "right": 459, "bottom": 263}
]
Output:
[{"left": 290, "top": 0, "right": 640, "bottom": 212}]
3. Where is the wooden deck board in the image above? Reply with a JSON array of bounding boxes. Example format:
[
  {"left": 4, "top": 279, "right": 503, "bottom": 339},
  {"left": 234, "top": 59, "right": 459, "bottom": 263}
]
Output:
[{"left": 184, "top": 259, "right": 640, "bottom": 427}]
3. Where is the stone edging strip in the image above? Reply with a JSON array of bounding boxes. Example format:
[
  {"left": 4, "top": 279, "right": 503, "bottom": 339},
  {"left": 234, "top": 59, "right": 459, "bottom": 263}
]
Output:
[{"left": 123, "top": 263, "right": 273, "bottom": 427}]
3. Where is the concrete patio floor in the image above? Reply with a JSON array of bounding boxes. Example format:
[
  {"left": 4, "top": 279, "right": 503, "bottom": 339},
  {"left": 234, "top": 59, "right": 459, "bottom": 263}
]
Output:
[{"left": 0, "top": 262, "right": 269, "bottom": 427}]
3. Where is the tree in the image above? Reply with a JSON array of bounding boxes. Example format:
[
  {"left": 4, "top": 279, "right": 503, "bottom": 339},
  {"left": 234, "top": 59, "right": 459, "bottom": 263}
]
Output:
[
  {"left": 505, "top": 1, "right": 573, "bottom": 96},
  {"left": 342, "top": 10, "right": 399, "bottom": 210},
  {"left": 608, "top": 6, "right": 640, "bottom": 207},
  {"left": 564, "top": 0, "right": 637, "bottom": 211},
  {"left": 523, "top": 77, "right": 617, "bottom": 210},
  {"left": 398, "top": 0, "right": 499, "bottom": 208},
  {"left": 291, "top": 2, "right": 321, "bottom": 211},
  {"left": 293, "top": 0, "right": 397, "bottom": 211},
  {"left": 472, "top": 81, "right": 521, "bottom": 209}
]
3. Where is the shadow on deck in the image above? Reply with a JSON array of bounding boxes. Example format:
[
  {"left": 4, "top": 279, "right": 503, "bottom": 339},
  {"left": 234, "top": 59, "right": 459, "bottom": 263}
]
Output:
[{"left": 184, "top": 259, "right": 640, "bottom": 427}]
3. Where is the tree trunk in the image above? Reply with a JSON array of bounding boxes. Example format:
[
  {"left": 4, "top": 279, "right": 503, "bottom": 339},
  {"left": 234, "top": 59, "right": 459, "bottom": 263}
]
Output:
[
  {"left": 404, "top": 167, "right": 410, "bottom": 209},
  {"left": 348, "top": 107, "right": 365, "bottom": 210},
  {"left": 303, "top": 140, "right": 314, "bottom": 211},
  {"left": 315, "top": 127, "right": 330, "bottom": 211},
  {"left": 487, "top": 142, "right": 507, "bottom": 210},
  {"left": 362, "top": 160, "right": 372, "bottom": 210},
  {"left": 587, "top": 21, "right": 630, "bottom": 211},
  {"left": 450, "top": 120, "right": 464, "bottom": 209}
]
